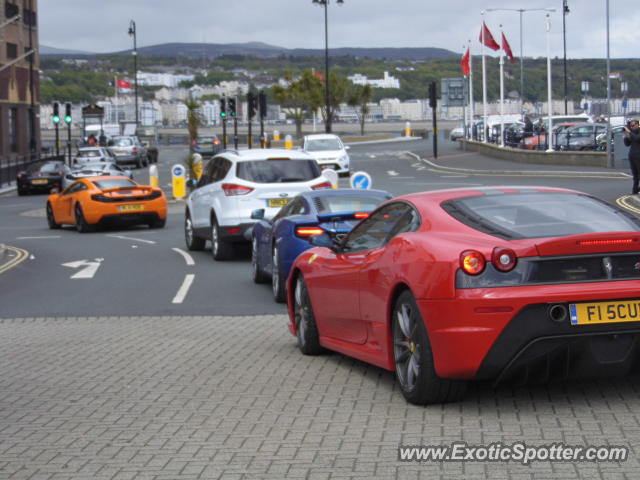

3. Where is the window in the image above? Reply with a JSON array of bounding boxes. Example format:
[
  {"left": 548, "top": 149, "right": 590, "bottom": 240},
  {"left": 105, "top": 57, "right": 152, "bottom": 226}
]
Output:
[
  {"left": 6, "top": 43, "right": 17, "bottom": 59},
  {"left": 8, "top": 108, "right": 18, "bottom": 152},
  {"left": 63, "top": 182, "right": 87, "bottom": 196},
  {"left": 341, "top": 202, "right": 414, "bottom": 253},
  {"left": 5, "top": 2, "right": 19, "bottom": 18},
  {"left": 236, "top": 159, "right": 320, "bottom": 183},
  {"left": 92, "top": 178, "right": 136, "bottom": 190}
]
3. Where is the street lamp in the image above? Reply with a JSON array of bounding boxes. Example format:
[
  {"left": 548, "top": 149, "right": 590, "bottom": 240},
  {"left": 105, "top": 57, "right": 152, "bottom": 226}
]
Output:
[
  {"left": 486, "top": 7, "right": 556, "bottom": 107},
  {"left": 312, "top": 0, "right": 344, "bottom": 134},
  {"left": 562, "top": 1, "right": 570, "bottom": 114},
  {"left": 128, "top": 20, "right": 139, "bottom": 128}
]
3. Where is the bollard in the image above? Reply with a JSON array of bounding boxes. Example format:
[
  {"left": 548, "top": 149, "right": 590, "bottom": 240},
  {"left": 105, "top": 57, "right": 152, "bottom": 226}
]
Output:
[
  {"left": 171, "top": 164, "right": 186, "bottom": 199},
  {"left": 273, "top": 130, "right": 280, "bottom": 141},
  {"left": 192, "top": 153, "right": 203, "bottom": 180},
  {"left": 149, "top": 164, "right": 159, "bottom": 188},
  {"left": 405, "top": 121, "right": 411, "bottom": 137},
  {"left": 284, "top": 134, "right": 293, "bottom": 150}
]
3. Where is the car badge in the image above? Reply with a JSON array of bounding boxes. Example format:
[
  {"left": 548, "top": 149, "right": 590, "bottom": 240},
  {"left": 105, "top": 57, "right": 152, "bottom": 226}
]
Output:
[
  {"left": 308, "top": 254, "right": 318, "bottom": 264},
  {"left": 279, "top": 193, "right": 288, "bottom": 198},
  {"left": 603, "top": 257, "right": 613, "bottom": 276}
]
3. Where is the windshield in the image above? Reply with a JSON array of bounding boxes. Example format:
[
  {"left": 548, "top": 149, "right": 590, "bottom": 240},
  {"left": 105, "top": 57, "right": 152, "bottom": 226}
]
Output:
[
  {"left": 28, "top": 162, "right": 63, "bottom": 174},
  {"left": 236, "top": 159, "right": 321, "bottom": 183},
  {"left": 445, "top": 192, "right": 640, "bottom": 239},
  {"left": 197, "top": 137, "right": 216, "bottom": 145},
  {"left": 306, "top": 138, "right": 342, "bottom": 152},
  {"left": 78, "top": 149, "right": 102, "bottom": 157},
  {"left": 314, "top": 194, "right": 390, "bottom": 214},
  {"left": 112, "top": 138, "right": 133, "bottom": 147},
  {"left": 92, "top": 178, "right": 136, "bottom": 189}
]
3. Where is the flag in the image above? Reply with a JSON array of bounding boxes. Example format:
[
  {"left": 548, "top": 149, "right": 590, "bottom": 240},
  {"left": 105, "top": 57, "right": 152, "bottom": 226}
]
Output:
[
  {"left": 479, "top": 22, "right": 500, "bottom": 51},
  {"left": 501, "top": 32, "right": 516, "bottom": 63},
  {"left": 460, "top": 47, "right": 470, "bottom": 75},
  {"left": 116, "top": 78, "right": 131, "bottom": 89}
]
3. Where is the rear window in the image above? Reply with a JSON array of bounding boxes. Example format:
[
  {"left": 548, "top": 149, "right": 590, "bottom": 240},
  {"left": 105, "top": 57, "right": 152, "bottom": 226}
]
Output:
[
  {"left": 92, "top": 178, "right": 136, "bottom": 190},
  {"left": 79, "top": 149, "right": 101, "bottom": 157},
  {"left": 112, "top": 138, "right": 133, "bottom": 147},
  {"left": 444, "top": 192, "right": 640, "bottom": 239},
  {"left": 236, "top": 159, "right": 321, "bottom": 184},
  {"left": 197, "top": 137, "right": 215, "bottom": 145},
  {"left": 306, "top": 138, "right": 342, "bottom": 151},
  {"left": 28, "top": 162, "right": 63, "bottom": 174},
  {"left": 314, "top": 194, "right": 390, "bottom": 214}
]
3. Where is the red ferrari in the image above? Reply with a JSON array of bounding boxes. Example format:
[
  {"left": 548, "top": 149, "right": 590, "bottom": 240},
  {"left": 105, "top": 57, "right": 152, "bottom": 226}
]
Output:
[{"left": 286, "top": 187, "right": 640, "bottom": 405}]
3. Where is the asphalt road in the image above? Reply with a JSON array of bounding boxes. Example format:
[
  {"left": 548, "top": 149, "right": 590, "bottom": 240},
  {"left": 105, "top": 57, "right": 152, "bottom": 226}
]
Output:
[{"left": 0, "top": 139, "right": 633, "bottom": 318}]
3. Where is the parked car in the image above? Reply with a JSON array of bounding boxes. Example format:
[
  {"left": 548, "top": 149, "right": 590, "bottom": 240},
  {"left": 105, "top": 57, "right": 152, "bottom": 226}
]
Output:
[
  {"left": 108, "top": 136, "right": 148, "bottom": 168},
  {"left": 557, "top": 123, "right": 607, "bottom": 151},
  {"left": 251, "top": 188, "right": 393, "bottom": 302},
  {"left": 449, "top": 124, "right": 465, "bottom": 141},
  {"left": 190, "top": 135, "right": 223, "bottom": 158},
  {"left": 520, "top": 122, "right": 581, "bottom": 150},
  {"left": 286, "top": 186, "right": 640, "bottom": 404},
  {"left": 16, "top": 160, "right": 70, "bottom": 196},
  {"left": 46, "top": 176, "right": 166, "bottom": 232},
  {"left": 596, "top": 125, "right": 626, "bottom": 151},
  {"left": 73, "top": 147, "right": 115, "bottom": 166},
  {"left": 184, "top": 148, "right": 332, "bottom": 261},
  {"left": 64, "top": 162, "right": 133, "bottom": 187},
  {"left": 302, "top": 134, "right": 350, "bottom": 176}
]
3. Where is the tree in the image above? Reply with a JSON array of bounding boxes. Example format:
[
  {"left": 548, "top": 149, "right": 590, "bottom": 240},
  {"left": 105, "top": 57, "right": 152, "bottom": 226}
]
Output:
[
  {"left": 184, "top": 99, "right": 203, "bottom": 181},
  {"left": 347, "top": 83, "right": 373, "bottom": 136},
  {"left": 273, "top": 70, "right": 323, "bottom": 138}
]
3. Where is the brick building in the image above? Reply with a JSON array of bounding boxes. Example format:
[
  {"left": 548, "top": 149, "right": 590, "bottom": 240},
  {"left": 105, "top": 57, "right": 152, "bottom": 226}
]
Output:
[{"left": 0, "top": 0, "right": 39, "bottom": 161}]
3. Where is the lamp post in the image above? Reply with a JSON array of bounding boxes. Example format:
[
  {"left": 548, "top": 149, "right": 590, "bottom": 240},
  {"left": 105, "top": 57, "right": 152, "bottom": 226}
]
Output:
[
  {"left": 486, "top": 7, "right": 555, "bottom": 108},
  {"left": 562, "top": 1, "right": 569, "bottom": 114},
  {"left": 606, "top": 0, "right": 612, "bottom": 168},
  {"left": 128, "top": 20, "right": 139, "bottom": 128},
  {"left": 312, "top": 0, "right": 343, "bottom": 134}
]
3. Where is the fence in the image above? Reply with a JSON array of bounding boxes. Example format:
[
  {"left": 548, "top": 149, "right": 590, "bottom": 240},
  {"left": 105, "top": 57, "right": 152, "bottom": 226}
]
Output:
[{"left": 0, "top": 151, "right": 66, "bottom": 189}]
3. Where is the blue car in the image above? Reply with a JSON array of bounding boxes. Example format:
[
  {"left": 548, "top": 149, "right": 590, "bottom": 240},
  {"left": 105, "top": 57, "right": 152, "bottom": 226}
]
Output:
[{"left": 251, "top": 188, "right": 393, "bottom": 302}]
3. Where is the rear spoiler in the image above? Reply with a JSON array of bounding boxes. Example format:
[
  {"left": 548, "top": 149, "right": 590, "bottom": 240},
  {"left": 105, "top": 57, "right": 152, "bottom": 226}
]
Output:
[
  {"left": 535, "top": 231, "right": 640, "bottom": 256},
  {"left": 316, "top": 212, "right": 369, "bottom": 223},
  {"left": 100, "top": 185, "right": 154, "bottom": 194}
]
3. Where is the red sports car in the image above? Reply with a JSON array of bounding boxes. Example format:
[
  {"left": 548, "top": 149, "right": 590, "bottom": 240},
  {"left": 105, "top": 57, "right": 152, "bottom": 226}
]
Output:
[{"left": 286, "top": 187, "right": 640, "bottom": 405}]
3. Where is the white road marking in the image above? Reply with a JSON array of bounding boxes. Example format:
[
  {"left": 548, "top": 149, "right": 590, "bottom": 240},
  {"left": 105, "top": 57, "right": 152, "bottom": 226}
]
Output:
[
  {"left": 107, "top": 234, "right": 156, "bottom": 244},
  {"left": 391, "top": 176, "right": 415, "bottom": 179},
  {"left": 387, "top": 170, "right": 399, "bottom": 176},
  {"left": 16, "top": 235, "right": 62, "bottom": 240},
  {"left": 62, "top": 259, "right": 103, "bottom": 279},
  {"left": 369, "top": 154, "right": 376, "bottom": 158},
  {"left": 172, "top": 274, "right": 195, "bottom": 304},
  {"left": 172, "top": 247, "right": 195, "bottom": 266}
]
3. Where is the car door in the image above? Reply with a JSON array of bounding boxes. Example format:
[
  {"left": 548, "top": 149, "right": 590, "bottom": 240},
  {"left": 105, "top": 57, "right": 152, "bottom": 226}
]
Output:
[
  {"left": 206, "top": 158, "right": 232, "bottom": 226},
  {"left": 271, "top": 197, "right": 308, "bottom": 274},
  {"left": 309, "top": 202, "right": 410, "bottom": 344},
  {"left": 190, "top": 159, "right": 217, "bottom": 228},
  {"left": 57, "top": 181, "right": 85, "bottom": 223}
]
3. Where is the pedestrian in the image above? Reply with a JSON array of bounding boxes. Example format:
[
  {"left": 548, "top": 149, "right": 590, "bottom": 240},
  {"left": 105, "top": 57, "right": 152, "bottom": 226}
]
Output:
[
  {"left": 523, "top": 116, "right": 533, "bottom": 138},
  {"left": 87, "top": 134, "right": 97, "bottom": 146},
  {"left": 623, "top": 119, "right": 640, "bottom": 194},
  {"left": 99, "top": 131, "right": 107, "bottom": 146}
]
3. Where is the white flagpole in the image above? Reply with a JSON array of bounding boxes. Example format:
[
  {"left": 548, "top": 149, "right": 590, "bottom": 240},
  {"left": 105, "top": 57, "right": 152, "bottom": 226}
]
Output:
[
  {"left": 481, "top": 12, "right": 488, "bottom": 143},
  {"left": 499, "top": 27, "right": 505, "bottom": 148},
  {"left": 546, "top": 14, "right": 554, "bottom": 152},
  {"left": 469, "top": 40, "right": 474, "bottom": 140},
  {"left": 114, "top": 75, "right": 119, "bottom": 126}
]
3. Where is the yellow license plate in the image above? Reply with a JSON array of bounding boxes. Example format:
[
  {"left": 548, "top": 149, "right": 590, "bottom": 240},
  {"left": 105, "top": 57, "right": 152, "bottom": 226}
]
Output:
[
  {"left": 569, "top": 300, "right": 640, "bottom": 325},
  {"left": 268, "top": 198, "right": 290, "bottom": 208},
  {"left": 31, "top": 179, "right": 48, "bottom": 185},
  {"left": 118, "top": 204, "right": 144, "bottom": 212}
]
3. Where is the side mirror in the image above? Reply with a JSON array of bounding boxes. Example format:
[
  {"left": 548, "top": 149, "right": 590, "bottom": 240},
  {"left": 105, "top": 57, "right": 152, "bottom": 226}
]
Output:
[
  {"left": 308, "top": 232, "right": 336, "bottom": 250},
  {"left": 250, "top": 208, "right": 265, "bottom": 220}
]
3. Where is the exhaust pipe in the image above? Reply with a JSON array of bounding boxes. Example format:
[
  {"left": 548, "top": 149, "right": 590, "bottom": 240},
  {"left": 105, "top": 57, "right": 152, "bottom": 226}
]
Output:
[{"left": 548, "top": 304, "right": 568, "bottom": 323}]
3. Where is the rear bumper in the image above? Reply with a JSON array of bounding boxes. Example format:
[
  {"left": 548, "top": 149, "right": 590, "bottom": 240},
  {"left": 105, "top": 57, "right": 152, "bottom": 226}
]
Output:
[
  {"left": 18, "top": 178, "right": 62, "bottom": 192},
  {"left": 84, "top": 198, "right": 167, "bottom": 225},
  {"left": 218, "top": 222, "right": 255, "bottom": 243},
  {"left": 112, "top": 154, "right": 139, "bottom": 165}
]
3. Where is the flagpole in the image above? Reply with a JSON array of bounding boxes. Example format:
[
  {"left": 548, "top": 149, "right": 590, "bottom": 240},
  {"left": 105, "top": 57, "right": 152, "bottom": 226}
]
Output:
[
  {"left": 469, "top": 39, "right": 474, "bottom": 141},
  {"left": 499, "top": 45, "right": 505, "bottom": 148},
  {"left": 481, "top": 11, "right": 488, "bottom": 143},
  {"left": 114, "top": 75, "right": 118, "bottom": 127},
  {"left": 545, "top": 13, "right": 554, "bottom": 152}
]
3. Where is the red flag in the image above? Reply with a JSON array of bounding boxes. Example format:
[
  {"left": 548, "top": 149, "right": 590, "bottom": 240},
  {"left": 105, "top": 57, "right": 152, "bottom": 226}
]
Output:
[
  {"left": 479, "top": 22, "right": 500, "bottom": 51},
  {"left": 501, "top": 32, "right": 516, "bottom": 63},
  {"left": 116, "top": 78, "right": 131, "bottom": 89},
  {"left": 460, "top": 47, "right": 470, "bottom": 75}
]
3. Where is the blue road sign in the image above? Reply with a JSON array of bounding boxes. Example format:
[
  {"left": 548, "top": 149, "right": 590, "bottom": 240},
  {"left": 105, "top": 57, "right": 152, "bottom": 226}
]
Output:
[
  {"left": 172, "top": 165, "right": 185, "bottom": 178},
  {"left": 349, "top": 171, "right": 372, "bottom": 190}
]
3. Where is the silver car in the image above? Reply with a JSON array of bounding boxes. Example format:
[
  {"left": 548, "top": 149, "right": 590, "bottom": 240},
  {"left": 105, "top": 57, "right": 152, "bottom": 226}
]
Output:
[
  {"left": 63, "top": 162, "right": 133, "bottom": 187},
  {"left": 73, "top": 147, "right": 115, "bottom": 166},
  {"left": 108, "top": 136, "right": 148, "bottom": 168}
]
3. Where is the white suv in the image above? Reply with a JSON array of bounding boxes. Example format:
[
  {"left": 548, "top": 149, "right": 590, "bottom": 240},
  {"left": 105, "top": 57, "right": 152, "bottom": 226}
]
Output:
[
  {"left": 185, "top": 148, "right": 332, "bottom": 260},
  {"left": 302, "top": 134, "right": 350, "bottom": 176}
]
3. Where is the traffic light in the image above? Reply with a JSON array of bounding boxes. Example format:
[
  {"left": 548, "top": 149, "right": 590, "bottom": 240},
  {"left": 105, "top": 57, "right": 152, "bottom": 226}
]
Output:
[
  {"left": 228, "top": 98, "right": 236, "bottom": 118},
  {"left": 428, "top": 82, "right": 437, "bottom": 109},
  {"left": 259, "top": 91, "right": 267, "bottom": 119},
  {"left": 52, "top": 102, "right": 60, "bottom": 124},
  {"left": 247, "top": 92, "right": 258, "bottom": 120},
  {"left": 220, "top": 97, "right": 227, "bottom": 118},
  {"left": 64, "top": 103, "right": 72, "bottom": 124}
]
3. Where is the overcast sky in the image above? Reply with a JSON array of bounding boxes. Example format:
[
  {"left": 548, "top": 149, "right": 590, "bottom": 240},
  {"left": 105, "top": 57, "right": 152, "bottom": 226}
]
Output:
[{"left": 39, "top": 1, "right": 637, "bottom": 60}]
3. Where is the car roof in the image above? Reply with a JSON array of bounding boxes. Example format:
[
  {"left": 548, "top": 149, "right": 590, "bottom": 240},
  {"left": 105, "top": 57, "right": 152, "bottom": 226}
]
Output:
[
  {"left": 215, "top": 148, "right": 317, "bottom": 162},
  {"left": 304, "top": 134, "right": 341, "bottom": 141}
]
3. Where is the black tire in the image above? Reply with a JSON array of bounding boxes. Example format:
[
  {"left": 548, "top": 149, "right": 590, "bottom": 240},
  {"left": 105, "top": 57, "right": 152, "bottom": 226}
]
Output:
[
  {"left": 184, "top": 214, "right": 205, "bottom": 251},
  {"left": 148, "top": 217, "right": 166, "bottom": 229},
  {"left": 46, "top": 202, "right": 61, "bottom": 229},
  {"left": 294, "top": 274, "right": 322, "bottom": 355},
  {"left": 74, "top": 204, "right": 93, "bottom": 233},
  {"left": 17, "top": 188, "right": 27, "bottom": 196},
  {"left": 252, "top": 235, "right": 269, "bottom": 284},
  {"left": 211, "top": 217, "right": 233, "bottom": 261},
  {"left": 271, "top": 247, "right": 286, "bottom": 303},
  {"left": 392, "top": 290, "right": 466, "bottom": 405}
]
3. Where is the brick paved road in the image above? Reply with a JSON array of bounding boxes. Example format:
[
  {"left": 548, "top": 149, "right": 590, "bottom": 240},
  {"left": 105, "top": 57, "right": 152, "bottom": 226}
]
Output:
[{"left": 1, "top": 316, "right": 639, "bottom": 479}]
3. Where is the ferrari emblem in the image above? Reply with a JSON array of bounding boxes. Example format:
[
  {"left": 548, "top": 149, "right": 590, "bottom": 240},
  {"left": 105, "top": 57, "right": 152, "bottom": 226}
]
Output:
[{"left": 308, "top": 254, "right": 318, "bottom": 264}]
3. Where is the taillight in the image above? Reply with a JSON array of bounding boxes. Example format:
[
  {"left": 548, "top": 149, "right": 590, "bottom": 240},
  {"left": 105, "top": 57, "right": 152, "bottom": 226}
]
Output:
[
  {"left": 221, "top": 183, "right": 253, "bottom": 196},
  {"left": 296, "top": 226, "right": 324, "bottom": 237},
  {"left": 132, "top": 147, "right": 138, "bottom": 153},
  {"left": 354, "top": 212, "right": 369, "bottom": 219},
  {"left": 311, "top": 181, "right": 332, "bottom": 190},
  {"left": 214, "top": 139, "right": 220, "bottom": 145},
  {"left": 578, "top": 239, "right": 634, "bottom": 246},
  {"left": 460, "top": 250, "right": 486, "bottom": 275},
  {"left": 492, "top": 247, "right": 517, "bottom": 272}
]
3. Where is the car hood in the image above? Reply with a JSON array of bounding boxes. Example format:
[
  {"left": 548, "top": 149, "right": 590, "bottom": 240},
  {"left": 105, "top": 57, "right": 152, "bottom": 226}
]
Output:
[{"left": 305, "top": 149, "right": 346, "bottom": 160}]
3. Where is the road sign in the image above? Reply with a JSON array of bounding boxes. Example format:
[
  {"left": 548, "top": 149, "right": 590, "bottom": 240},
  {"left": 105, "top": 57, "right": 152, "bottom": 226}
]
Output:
[
  {"left": 62, "top": 258, "right": 103, "bottom": 279},
  {"left": 349, "top": 171, "right": 372, "bottom": 190},
  {"left": 172, "top": 164, "right": 186, "bottom": 199}
]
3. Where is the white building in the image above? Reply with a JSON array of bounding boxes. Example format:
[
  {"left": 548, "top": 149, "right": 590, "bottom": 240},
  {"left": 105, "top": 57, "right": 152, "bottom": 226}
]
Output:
[
  {"left": 160, "top": 103, "right": 188, "bottom": 126},
  {"left": 155, "top": 87, "right": 189, "bottom": 102},
  {"left": 348, "top": 71, "right": 400, "bottom": 89},
  {"left": 137, "top": 71, "right": 195, "bottom": 88}
]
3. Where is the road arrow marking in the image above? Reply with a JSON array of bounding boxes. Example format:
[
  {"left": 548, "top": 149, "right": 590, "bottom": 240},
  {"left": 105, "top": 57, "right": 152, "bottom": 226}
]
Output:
[
  {"left": 62, "top": 259, "right": 103, "bottom": 279},
  {"left": 107, "top": 234, "right": 156, "bottom": 244},
  {"left": 387, "top": 170, "right": 399, "bottom": 176}
]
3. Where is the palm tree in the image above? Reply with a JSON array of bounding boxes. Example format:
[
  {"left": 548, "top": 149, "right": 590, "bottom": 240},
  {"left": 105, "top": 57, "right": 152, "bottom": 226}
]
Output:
[{"left": 347, "top": 84, "right": 373, "bottom": 136}]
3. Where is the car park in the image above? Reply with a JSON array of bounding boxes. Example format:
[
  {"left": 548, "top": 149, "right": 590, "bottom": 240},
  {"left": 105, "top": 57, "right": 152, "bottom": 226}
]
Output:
[
  {"left": 108, "top": 136, "right": 148, "bottom": 168},
  {"left": 557, "top": 123, "right": 607, "bottom": 151},
  {"left": 64, "top": 162, "right": 133, "bottom": 187},
  {"left": 73, "top": 147, "right": 115, "bottom": 166},
  {"left": 286, "top": 186, "right": 640, "bottom": 405},
  {"left": 184, "top": 148, "right": 332, "bottom": 261},
  {"left": 302, "top": 134, "right": 350, "bottom": 176},
  {"left": 16, "top": 160, "right": 70, "bottom": 196},
  {"left": 520, "top": 122, "right": 580, "bottom": 150},
  {"left": 46, "top": 176, "right": 166, "bottom": 232},
  {"left": 190, "top": 135, "right": 223, "bottom": 158},
  {"left": 251, "top": 188, "right": 393, "bottom": 302}
]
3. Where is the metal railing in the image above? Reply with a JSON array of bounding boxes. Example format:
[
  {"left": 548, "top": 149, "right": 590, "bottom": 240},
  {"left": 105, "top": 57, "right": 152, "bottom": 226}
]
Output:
[{"left": 0, "top": 150, "right": 66, "bottom": 189}]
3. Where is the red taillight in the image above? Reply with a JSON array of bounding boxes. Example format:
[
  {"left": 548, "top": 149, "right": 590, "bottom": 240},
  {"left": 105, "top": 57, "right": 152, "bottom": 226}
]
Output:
[
  {"left": 226, "top": 227, "right": 241, "bottom": 235},
  {"left": 492, "top": 247, "right": 517, "bottom": 272},
  {"left": 460, "top": 250, "right": 486, "bottom": 275},
  {"left": 578, "top": 239, "right": 634, "bottom": 246},
  {"left": 213, "top": 139, "right": 220, "bottom": 145},
  {"left": 296, "top": 226, "right": 324, "bottom": 237},
  {"left": 311, "top": 181, "right": 332, "bottom": 190},
  {"left": 354, "top": 212, "right": 369, "bottom": 219},
  {"left": 222, "top": 183, "right": 253, "bottom": 196},
  {"left": 132, "top": 147, "right": 138, "bottom": 153}
]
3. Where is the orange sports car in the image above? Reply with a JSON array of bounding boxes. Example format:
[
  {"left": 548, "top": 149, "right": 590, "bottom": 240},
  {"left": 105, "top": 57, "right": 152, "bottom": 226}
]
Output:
[{"left": 46, "top": 176, "right": 167, "bottom": 232}]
